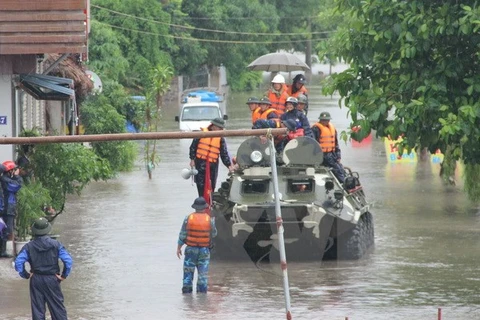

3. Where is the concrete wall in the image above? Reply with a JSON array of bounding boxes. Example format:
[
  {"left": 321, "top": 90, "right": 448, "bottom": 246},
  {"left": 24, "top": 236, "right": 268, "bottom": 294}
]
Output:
[
  {"left": 45, "top": 100, "right": 64, "bottom": 134},
  {"left": 0, "top": 74, "right": 14, "bottom": 162}
]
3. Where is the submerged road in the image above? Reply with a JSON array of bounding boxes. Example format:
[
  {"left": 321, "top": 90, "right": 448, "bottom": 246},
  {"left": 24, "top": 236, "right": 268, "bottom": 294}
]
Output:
[{"left": 1, "top": 92, "right": 479, "bottom": 319}]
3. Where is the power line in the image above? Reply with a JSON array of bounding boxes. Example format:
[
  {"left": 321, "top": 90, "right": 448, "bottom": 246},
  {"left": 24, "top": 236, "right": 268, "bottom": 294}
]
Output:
[
  {"left": 91, "top": 5, "right": 332, "bottom": 37},
  {"left": 181, "top": 15, "right": 321, "bottom": 21},
  {"left": 95, "top": 21, "right": 329, "bottom": 44}
]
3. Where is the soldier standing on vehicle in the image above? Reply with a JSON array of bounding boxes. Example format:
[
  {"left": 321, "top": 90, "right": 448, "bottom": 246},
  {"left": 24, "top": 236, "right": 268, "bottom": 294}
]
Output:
[
  {"left": 189, "top": 118, "right": 234, "bottom": 201},
  {"left": 177, "top": 197, "right": 217, "bottom": 294},
  {"left": 311, "top": 112, "right": 346, "bottom": 183},
  {"left": 14, "top": 217, "right": 73, "bottom": 320}
]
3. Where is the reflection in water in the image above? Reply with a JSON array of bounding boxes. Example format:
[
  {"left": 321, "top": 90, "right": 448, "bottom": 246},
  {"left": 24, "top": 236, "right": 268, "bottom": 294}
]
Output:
[{"left": 1, "top": 93, "right": 479, "bottom": 319}]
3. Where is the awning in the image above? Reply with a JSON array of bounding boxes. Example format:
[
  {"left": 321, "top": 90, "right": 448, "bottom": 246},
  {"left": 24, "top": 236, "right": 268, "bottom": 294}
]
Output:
[{"left": 18, "top": 74, "right": 75, "bottom": 101}]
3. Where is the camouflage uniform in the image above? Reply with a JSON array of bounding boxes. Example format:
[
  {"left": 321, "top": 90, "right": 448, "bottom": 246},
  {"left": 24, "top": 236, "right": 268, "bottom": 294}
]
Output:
[
  {"left": 177, "top": 212, "right": 217, "bottom": 293},
  {"left": 183, "top": 247, "right": 211, "bottom": 293}
]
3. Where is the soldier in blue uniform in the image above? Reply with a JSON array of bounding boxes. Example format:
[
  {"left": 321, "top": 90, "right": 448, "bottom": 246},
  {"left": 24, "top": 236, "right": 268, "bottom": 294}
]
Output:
[{"left": 177, "top": 197, "right": 217, "bottom": 293}]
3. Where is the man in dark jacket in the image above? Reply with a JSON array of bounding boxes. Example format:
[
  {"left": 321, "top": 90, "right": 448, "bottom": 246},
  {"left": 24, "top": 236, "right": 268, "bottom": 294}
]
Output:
[
  {"left": 280, "top": 97, "right": 314, "bottom": 139},
  {"left": 189, "top": 118, "right": 234, "bottom": 199},
  {"left": 15, "top": 217, "right": 73, "bottom": 320}
]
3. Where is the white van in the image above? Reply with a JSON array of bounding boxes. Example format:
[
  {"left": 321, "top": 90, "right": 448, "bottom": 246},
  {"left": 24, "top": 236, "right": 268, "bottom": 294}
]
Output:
[{"left": 175, "top": 95, "right": 228, "bottom": 131}]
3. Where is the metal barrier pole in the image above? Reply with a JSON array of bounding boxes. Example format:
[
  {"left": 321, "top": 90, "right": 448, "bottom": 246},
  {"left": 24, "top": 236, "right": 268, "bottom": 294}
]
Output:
[{"left": 267, "top": 133, "right": 292, "bottom": 320}]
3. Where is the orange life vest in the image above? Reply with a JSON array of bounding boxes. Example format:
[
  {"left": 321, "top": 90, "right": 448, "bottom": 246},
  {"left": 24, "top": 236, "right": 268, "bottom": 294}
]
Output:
[
  {"left": 312, "top": 122, "right": 336, "bottom": 152},
  {"left": 196, "top": 128, "right": 221, "bottom": 162},
  {"left": 251, "top": 107, "right": 262, "bottom": 123},
  {"left": 286, "top": 85, "right": 308, "bottom": 98},
  {"left": 267, "top": 90, "right": 289, "bottom": 114},
  {"left": 258, "top": 108, "right": 278, "bottom": 120},
  {"left": 185, "top": 212, "right": 211, "bottom": 247}
]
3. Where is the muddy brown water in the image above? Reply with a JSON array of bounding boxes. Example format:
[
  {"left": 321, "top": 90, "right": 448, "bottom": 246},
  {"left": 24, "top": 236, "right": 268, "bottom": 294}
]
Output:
[{"left": 1, "top": 92, "right": 479, "bottom": 319}]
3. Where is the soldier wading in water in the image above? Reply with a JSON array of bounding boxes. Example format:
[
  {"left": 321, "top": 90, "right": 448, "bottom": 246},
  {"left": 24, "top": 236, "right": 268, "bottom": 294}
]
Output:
[{"left": 177, "top": 197, "right": 217, "bottom": 293}]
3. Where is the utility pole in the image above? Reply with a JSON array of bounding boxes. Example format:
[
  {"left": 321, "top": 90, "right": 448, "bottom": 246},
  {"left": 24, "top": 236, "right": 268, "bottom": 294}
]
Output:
[{"left": 305, "top": 17, "right": 312, "bottom": 82}]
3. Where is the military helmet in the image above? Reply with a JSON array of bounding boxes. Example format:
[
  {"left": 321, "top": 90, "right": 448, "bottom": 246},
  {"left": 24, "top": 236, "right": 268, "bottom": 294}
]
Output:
[
  {"left": 210, "top": 117, "right": 225, "bottom": 128},
  {"left": 259, "top": 97, "right": 271, "bottom": 105},
  {"left": 297, "top": 94, "right": 308, "bottom": 104},
  {"left": 319, "top": 112, "right": 331, "bottom": 120},
  {"left": 246, "top": 97, "right": 259, "bottom": 105},
  {"left": 285, "top": 96, "right": 298, "bottom": 106},
  {"left": 31, "top": 217, "right": 52, "bottom": 236}
]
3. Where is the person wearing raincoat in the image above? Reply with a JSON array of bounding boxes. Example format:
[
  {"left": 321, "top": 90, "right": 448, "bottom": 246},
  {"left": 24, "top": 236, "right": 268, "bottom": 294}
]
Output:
[{"left": 0, "top": 160, "right": 23, "bottom": 258}]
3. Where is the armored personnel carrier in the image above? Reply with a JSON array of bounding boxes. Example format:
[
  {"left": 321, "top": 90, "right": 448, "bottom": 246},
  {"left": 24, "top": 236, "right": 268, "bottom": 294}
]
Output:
[{"left": 211, "top": 136, "right": 374, "bottom": 262}]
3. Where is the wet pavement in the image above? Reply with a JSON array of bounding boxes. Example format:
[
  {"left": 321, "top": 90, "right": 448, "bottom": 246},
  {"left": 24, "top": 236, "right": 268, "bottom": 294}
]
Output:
[{"left": 1, "top": 91, "right": 480, "bottom": 319}]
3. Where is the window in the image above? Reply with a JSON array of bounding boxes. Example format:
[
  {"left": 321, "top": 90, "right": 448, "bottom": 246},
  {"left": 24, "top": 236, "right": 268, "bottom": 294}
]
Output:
[
  {"left": 242, "top": 180, "right": 269, "bottom": 194},
  {"left": 288, "top": 179, "right": 314, "bottom": 194},
  {"left": 181, "top": 106, "right": 221, "bottom": 121}
]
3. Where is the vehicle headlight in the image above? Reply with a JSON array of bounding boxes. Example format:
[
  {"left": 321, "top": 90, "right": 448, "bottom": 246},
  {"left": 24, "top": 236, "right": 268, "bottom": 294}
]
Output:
[{"left": 250, "top": 150, "right": 263, "bottom": 163}]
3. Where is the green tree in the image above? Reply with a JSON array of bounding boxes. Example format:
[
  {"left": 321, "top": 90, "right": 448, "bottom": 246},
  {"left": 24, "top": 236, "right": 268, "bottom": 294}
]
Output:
[
  {"left": 181, "top": 0, "right": 279, "bottom": 88},
  {"left": 143, "top": 65, "right": 174, "bottom": 179},
  {"left": 92, "top": 0, "right": 174, "bottom": 90},
  {"left": 87, "top": 20, "right": 129, "bottom": 83},
  {"left": 30, "top": 143, "right": 113, "bottom": 211},
  {"left": 80, "top": 89, "right": 137, "bottom": 172},
  {"left": 323, "top": 1, "right": 480, "bottom": 200},
  {"left": 163, "top": 0, "right": 208, "bottom": 75}
]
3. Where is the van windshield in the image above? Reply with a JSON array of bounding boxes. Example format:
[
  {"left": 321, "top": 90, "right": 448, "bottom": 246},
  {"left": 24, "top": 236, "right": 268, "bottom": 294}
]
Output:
[{"left": 181, "top": 106, "right": 221, "bottom": 121}]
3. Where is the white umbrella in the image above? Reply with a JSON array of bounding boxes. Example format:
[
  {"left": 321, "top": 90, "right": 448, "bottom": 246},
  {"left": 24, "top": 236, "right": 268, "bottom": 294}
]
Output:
[{"left": 247, "top": 52, "right": 310, "bottom": 72}]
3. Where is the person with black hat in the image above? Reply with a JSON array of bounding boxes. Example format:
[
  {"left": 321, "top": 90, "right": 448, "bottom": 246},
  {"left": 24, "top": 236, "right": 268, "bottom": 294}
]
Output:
[
  {"left": 176, "top": 197, "right": 217, "bottom": 293},
  {"left": 312, "top": 112, "right": 346, "bottom": 183},
  {"left": 189, "top": 118, "right": 234, "bottom": 200},
  {"left": 287, "top": 74, "right": 308, "bottom": 98},
  {"left": 0, "top": 160, "right": 23, "bottom": 258},
  {"left": 14, "top": 217, "right": 73, "bottom": 320}
]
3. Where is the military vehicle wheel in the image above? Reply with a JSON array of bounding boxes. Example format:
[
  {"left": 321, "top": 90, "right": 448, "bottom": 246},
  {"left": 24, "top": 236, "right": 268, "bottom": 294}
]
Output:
[
  {"left": 364, "top": 211, "right": 375, "bottom": 248},
  {"left": 336, "top": 213, "right": 371, "bottom": 260}
]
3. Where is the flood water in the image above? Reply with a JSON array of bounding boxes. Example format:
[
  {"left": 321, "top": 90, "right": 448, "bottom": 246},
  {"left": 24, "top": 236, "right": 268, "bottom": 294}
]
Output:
[{"left": 1, "top": 89, "right": 480, "bottom": 320}]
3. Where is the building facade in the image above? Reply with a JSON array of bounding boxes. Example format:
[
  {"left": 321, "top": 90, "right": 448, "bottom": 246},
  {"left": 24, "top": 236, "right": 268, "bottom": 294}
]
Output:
[{"left": 0, "top": 0, "right": 89, "bottom": 161}]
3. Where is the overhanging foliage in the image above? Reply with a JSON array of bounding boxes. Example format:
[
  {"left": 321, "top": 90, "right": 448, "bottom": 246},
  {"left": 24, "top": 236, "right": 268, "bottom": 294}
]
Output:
[{"left": 324, "top": 0, "right": 480, "bottom": 200}]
